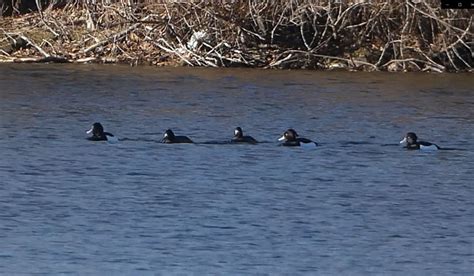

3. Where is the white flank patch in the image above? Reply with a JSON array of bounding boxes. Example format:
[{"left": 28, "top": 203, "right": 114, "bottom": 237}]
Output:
[
  {"left": 420, "top": 144, "right": 438, "bottom": 151},
  {"left": 301, "top": 142, "right": 317, "bottom": 149},
  {"left": 106, "top": 135, "right": 119, "bottom": 144}
]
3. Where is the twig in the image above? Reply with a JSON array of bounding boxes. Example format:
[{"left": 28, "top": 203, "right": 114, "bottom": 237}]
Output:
[
  {"left": 75, "top": 57, "right": 97, "bottom": 63},
  {"left": 270, "top": 5, "right": 287, "bottom": 44},
  {"left": 83, "top": 23, "right": 139, "bottom": 54},
  {"left": 0, "top": 49, "right": 11, "bottom": 56},
  {"left": 375, "top": 40, "right": 401, "bottom": 68},
  {"left": 18, "top": 35, "right": 50, "bottom": 57},
  {"left": 83, "top": 15, "right": 150, "bottom": 54},
  {"left": 382, "top": 58, "right": 445, "bottom": 72},
  {"left": 406, "top": 1, "right": 473, "bottom": 35},
  {"left": 265, "top": 53, "right": 293, "bottom": 68},
  {"left": 13, "top": 56, "right": 69, "bottom": 63},
  {"left": 151, "top": 38, "right": 193, "bottom": 66}
]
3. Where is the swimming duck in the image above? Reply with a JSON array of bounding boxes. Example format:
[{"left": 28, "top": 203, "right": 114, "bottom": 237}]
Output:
[
  {"left": 400, "top": 132, "right": 440, "bottom": 150},
  {"left": 87, "top": 122, "right": 114, "bottom": 141},
  {"left": 161, "top": 129, "right": 193, "bottom": 144},
  {"left": 278, "top": 129, "right": 317, "bottom": 147},
  {"left": 231, "top": 127, "right": 258, "bottom": 144}
]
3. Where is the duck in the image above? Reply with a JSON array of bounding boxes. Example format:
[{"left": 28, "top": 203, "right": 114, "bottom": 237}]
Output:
[
  {"left": 400, "top": 132, "right": 440, "bottom": 150},
  {"left": 278, "top": 129, "right": 317, "bottom": 147},
  {"left": 231, "top": 127, "right": 258, "bottom": 144},
  {"left": 86, "top": 122, "right": 114, "bottom": 141},
  {"left": 161, "top": 129, "right": 193, "bottom": 144}
]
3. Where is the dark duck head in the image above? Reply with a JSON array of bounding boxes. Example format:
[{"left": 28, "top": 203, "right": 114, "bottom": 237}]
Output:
[
  {"left": 162, "top": 129, "right": 193, "bottom": 144},
  {"left": 232, "top": 127, "right": 257, "bottom": 144},
  {"left": 278, "top": 129, "right": 317, "bottom": 147},
  {"left": 87, "top": 122, "right": 114, "bottom": 141},
  {"left": 400, "top": 132, "right": 439, "bottom": 150},
  {"left": 234, "top": 127, "right": 244, "bottom": 139}
]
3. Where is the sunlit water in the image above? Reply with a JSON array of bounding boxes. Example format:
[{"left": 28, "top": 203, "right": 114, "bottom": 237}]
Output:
[{"left": 0, "top": 64, "right": 473, "bottom": 274}]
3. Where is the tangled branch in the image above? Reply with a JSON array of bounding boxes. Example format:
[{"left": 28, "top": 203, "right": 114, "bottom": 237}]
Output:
[{"left": 0, "top": 0, "right": 471, "bottom": 72}]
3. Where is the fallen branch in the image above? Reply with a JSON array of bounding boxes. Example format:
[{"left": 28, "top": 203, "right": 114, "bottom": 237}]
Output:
[
  {"left": 0, "top": 1, "right": 470, "bottom": 72},
  {"left": 83, "top": 23, "right": 139, "bottom": 54},
  {"left": 75, "top": 57, "right": 98, "bottom": 63},
  {"left": 83, "top": 15, "right": 151, "bottom": 54},
  {"left": 151, "top": 38, "right": 193, "bottom": 66},
  {"left": 265, "top": 53, "right": 293, "bottom": 68},
  {"left": 15, "top": 34, "right": 68, "bottom": 63},
  {"left": 381, "top": 58, "right": 445, "bottom": 72},
  {"left": 308, "top": 51, "right": 378, "bottom": 70},
  {"left": 13, "top": 56, "right": 69, "bottom": 63}
]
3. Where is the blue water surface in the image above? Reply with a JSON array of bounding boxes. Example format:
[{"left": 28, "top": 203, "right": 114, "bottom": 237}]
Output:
[{"left": 0, "top": 64, "right": 473, "bottom": 274}]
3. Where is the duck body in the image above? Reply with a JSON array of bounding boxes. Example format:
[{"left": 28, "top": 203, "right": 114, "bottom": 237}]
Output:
[
  {"left": 161, "top": 129, "right": 193, "bottom": 144},
  {"left": 231, "top": 127, "right": 258, "bottom": 144},
  {"left": 278, "top": 129, "right": 317, "bottom": 147},
  {"left": 400, "top": 132, "right": 440, "bottom": 150},
  {"left": 87, "top": 122, "right": 114, "bottom": 141}
]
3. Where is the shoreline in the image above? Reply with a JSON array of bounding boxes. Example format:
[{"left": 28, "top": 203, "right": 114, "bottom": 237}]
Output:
[{"left": 1, "top": 1, "right": 472, "bottom": 73}]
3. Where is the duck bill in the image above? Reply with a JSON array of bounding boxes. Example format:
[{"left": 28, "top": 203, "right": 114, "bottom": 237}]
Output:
[
  {"left": 278, "top": 135, "right": 286, "bottom": 141},
  {"left": 399, "top": 137, "right": 407, "bottom": 144},
  {"left": 86, "top": 127, "right": 93, "bottom": 134}
]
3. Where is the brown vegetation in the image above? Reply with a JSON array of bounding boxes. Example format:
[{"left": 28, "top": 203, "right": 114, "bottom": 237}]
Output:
[{"left": 0, "top": 0, "right": 472, "bottom": 72}]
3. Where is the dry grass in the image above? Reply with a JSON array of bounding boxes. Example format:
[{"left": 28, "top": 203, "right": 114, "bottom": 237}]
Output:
[{"left": 0, "top": 0, "right": 472, "bottom": 72}]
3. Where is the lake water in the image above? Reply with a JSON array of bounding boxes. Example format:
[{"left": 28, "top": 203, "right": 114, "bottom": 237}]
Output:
[{"left": 0, "top": 64, "right": 473, "bottom": 274}]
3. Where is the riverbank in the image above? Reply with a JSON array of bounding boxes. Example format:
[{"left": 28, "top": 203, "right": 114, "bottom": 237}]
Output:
[{"left": 0, "top": 1, "right": 472, "bottom": 72}]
